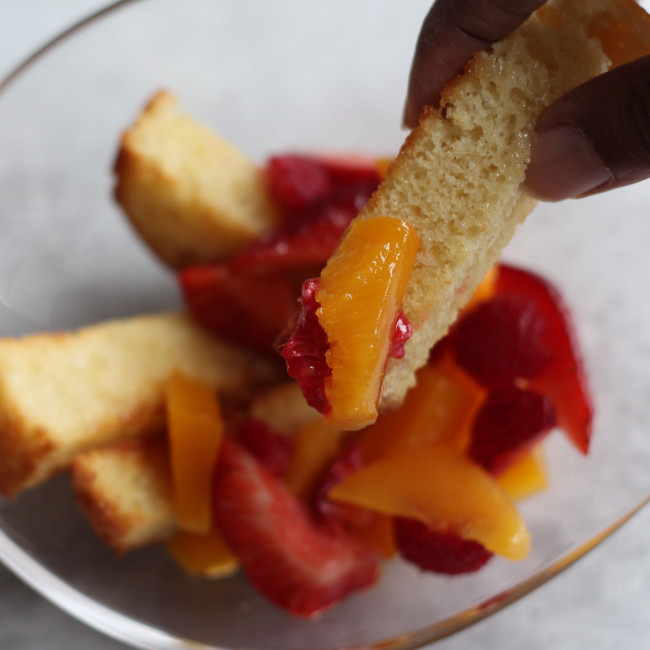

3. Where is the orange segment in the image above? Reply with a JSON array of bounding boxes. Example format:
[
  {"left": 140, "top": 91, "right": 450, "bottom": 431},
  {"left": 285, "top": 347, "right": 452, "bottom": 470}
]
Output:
[
  {"left": 284, "top": 419, "right": 345, "bottom": 498},
  {"left": 358, "top": 360, "right": 484, "bottom": 462},
  {"left": 497, "top": 444, "right": 548, "bottom": 501},
  {"left": 329, "top": 446, "right": 530, "bottom": 560},
  {"left": 317, "top": 217, "right": 420, "bottom": 430},
  {"left": 167, "top": 529, "right": 239, "bottom": 578},
  {"left": 166, "top": 371, "right": 224, "bottom": 533}
]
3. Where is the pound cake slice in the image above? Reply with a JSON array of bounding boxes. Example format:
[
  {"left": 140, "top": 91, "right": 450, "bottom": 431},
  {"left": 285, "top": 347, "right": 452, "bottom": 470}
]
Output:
[
  {"left": 70, "top": 382, "right": 319, "bottom": 552},
  {"left": 114, "top": 91, "right": 280, "bottom": 268},
  {"left": 314, "top": 0, "right": 650, "bottom": 420},
  {"left": 0, "top": 312, "right": 278, "bottom": 497},
  {"left": 71, "top": 435, "right": 175, "bottom": 553}
]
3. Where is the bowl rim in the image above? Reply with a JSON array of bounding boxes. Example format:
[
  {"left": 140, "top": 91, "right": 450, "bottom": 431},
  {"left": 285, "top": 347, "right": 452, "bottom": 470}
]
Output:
[
  {"left": 0, "top": 2, "right": 649, "bottom": 649},
  {"left": 0, "top": 0, "right": 141, "bottom": 97},
  {"left": 2, "top": 493, "right": 646, "bottom": 650}
]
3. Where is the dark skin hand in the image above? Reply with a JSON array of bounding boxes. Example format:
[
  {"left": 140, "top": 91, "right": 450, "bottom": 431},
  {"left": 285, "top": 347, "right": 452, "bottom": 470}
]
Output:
[{"left": 403, "top": 0, "right": 650, "bottom": 201}]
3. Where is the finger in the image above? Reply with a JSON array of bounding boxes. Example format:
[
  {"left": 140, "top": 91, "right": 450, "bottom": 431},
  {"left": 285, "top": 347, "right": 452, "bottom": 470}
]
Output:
[
  {"left": 524, "top": 55, "right": 650, "bottom": 201},
  {"left": 403, "top": 0, "right": 547, "bottom": 127}
]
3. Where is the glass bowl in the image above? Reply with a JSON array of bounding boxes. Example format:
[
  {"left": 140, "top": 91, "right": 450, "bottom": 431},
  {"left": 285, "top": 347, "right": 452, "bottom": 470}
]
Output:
[{"left": 0, "top": 2, "right": 649, "bottom": 649}]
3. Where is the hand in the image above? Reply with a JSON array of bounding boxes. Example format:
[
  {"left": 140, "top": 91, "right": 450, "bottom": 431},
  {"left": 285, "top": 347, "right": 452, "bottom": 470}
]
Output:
[{"left": 403, "top": 0, "right": 650, "bottom": 201}]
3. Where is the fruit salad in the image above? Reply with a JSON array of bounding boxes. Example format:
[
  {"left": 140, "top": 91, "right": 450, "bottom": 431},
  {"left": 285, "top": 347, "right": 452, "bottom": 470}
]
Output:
[{"left": 170, "top": 153, "right": 593, "bottom": 618}]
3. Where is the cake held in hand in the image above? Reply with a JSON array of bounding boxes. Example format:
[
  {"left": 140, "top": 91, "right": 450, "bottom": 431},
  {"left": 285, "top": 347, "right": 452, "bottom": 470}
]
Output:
[{"left": 284, "top": 0, "right": 650, "bottom": 429}]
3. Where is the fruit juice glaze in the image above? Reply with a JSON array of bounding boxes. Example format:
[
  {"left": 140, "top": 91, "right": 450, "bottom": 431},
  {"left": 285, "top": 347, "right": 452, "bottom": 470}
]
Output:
[{"left": 175, "top": 154, "right": 593, "bottom": 618}]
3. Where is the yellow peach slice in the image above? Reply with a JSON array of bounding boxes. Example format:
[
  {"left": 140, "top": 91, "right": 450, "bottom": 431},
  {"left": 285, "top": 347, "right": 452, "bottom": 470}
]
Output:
[
  {"left": 349, "top": 514, "right": 397, "bottom": 559},
  {"left": 166, "top": 371, "right": 224, "bottom": 533},
  {"left": 284, "top": 420, "right": 345, "bottom": 498},
  {"left": 317, "top": 217, "right": 419, "bottom": 430},
  {"left": 497, "top": 444, "right": 548, "bottom": 501},
  {"left": 167, "top": 529, "right": 239, "bottom": 578},
  {"left": 358, "top": 360, "right": 483, "bottom": 462},
  {"left": 329, "top": 446, "right": 530, "bottom": 560}
]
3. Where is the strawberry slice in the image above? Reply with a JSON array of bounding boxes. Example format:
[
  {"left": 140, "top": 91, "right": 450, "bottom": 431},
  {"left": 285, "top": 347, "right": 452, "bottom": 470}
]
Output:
[
  {"left": 266, "top": 155, "right": 333, "bottom": 214},
  {"left": 314, "top": 155, "right": 382, "bottom": 209},
  {"left": 235, "top": 155, "right": 381, "bottom": 272},
  {"left": 234, "top": 417, "right": 293, "bottom": 477},
  {"left": 393, "top": 517, "right": 493, "bottom": 575},
  {"left": 178, "top": 154, "right": 381, "bottom": 355},
  {"left": 281, "top": 278, "right": 332, "bottom": 414},
  {"left": 266, "top": 154, "right": 381, "bottom": 217},
  {"left": 468, "top": 385, "right": 557, "bottom": 475},
  {"left": 212, "top": 438, "right": 380, "bottom": 618},
  {"left": 314, "top": 443, "right": 376, "bottom": 533},
  {"left": 496, "top": 265, "right": 594, "bottom": 454},
  {"left": 452, "top": 294, "right": 552, "bottom": 387},
  {"left": 178, "top": 263, "right": 297, "bottom": 352},
  {"left": 234, "top": 203, "right": 356, "bottom": 272}
]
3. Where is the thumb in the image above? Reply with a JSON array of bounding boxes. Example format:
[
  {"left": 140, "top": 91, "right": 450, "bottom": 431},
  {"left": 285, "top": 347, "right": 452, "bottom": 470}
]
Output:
[{"left": 524, "top": 55, "right": 650, "bottom": 201}]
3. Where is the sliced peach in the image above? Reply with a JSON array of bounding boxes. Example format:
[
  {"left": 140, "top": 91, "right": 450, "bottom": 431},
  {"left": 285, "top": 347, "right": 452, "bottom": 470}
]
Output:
[
  {"left": 166, "top": 371, "right": 224, "bottom": 533},
  {"left": 284, "top": 419, "right": 345, "bottom": 498},
  {"left": 497, "top": 444, "right": 548, "bottom": 501},
  {"left": 329, "top": 446, "right": 530, "bottom": 560},
  {"left": 358, "top": 360, "right": 484, "bottom": 462},
  {"left": 317, "top": 217, "right": 420, "bottom": 430},
  {"left": 349, "top": 514, "right": 396, "bottom": 559},
  {"left": 167, "top": 529, "right": 239, "bottom": 578}
]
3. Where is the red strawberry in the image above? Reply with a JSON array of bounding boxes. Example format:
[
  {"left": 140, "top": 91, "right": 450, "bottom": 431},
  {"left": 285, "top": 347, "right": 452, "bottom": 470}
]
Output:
[
  {"left": 495, "top": 264, "right": 594, "bottom": 454},
  {"left": 233, "top": 202, "right": 356, "bottom": 272},
  {"left": 235, "top": 155, "right": 381, "bottom": 273},
  {"left": 212, "top": 439, "right": 380, "bottom": 618},
  {"left": 452, "top": 294, "right": 552, "bottom": 387},
  {"left": 428, "top": 333, "right": 452, "bottom": 363},
  {"left": 178, "top": 263, "right": 297, "bottom": 352},
  {"left": 281, "top": 278, "right": 331, "bottom": 414},
  {"left": 393, "top": 517, "right": 493, "bottom": 575},
  {"left": 314, "top": 443, "right": 376, "bottom": 532},
  {"left": 266, "top": 154, "right": 380, "bottom": 216},
  {"left": 314, "top": 155, "right": 382, "bottom": 210},
  {"left": 267, "top": 155, "right": 333, "bottom": 214},
  {"left": 234, "top": 417, "right": 293, "bottom": 477},
  {"left": 468, "top": 385, "right": 557, "bottom": 475}
]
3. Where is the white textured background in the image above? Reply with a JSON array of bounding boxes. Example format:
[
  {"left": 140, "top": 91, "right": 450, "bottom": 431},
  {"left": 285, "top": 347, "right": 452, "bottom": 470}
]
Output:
[{"left": 0, "top": 2, "right": 648, "bottom": 649}]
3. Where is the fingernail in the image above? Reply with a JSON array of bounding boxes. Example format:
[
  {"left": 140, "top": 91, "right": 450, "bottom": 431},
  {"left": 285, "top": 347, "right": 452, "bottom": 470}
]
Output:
[
  {"left": 524, "top": 126, "right": 612, "bottom": 201},
  {"left": 402, "top": 99, "right": 421, "bottom": 130}
]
